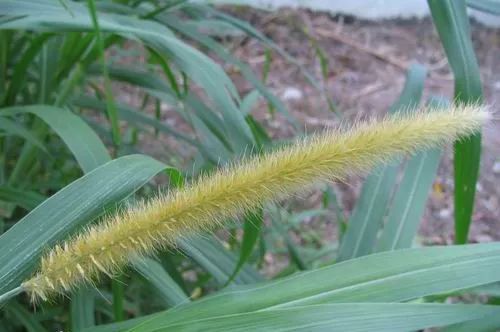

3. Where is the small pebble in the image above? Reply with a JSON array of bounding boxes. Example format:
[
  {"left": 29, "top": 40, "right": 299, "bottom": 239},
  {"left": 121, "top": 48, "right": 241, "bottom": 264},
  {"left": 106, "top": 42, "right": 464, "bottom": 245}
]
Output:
[
  {"left": 485, "top": 196, "right": 499, "bottom": 211},
  {"left": 493, "top": 161, "right": 500, "bottom": 174},
  {"left": 439, "top": 208, "right": 452, "bottom": 219},
  {"left": 282, "top": 87, "right": 303, "bottom": 101},
  {"left": 475, "top": 234, "right": 493, "bottom": 243}
]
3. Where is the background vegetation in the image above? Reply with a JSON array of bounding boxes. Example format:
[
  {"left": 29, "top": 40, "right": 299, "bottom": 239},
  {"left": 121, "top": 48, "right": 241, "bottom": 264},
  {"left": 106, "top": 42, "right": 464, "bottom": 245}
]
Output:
[{"left": 0, "top": 0, "right": 499, "bottom": 331}]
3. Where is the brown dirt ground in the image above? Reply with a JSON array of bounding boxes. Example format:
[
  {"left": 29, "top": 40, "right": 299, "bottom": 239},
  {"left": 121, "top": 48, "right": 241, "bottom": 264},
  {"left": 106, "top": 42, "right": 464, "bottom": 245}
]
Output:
[{"left": 220, "top": 7, "right": 500, "bottom": 247}]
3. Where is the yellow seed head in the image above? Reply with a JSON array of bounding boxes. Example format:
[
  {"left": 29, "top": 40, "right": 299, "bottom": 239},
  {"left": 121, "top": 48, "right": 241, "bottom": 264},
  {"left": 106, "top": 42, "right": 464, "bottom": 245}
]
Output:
[{"left": 22, "top": 105, "right": 489, "bottom": 302}]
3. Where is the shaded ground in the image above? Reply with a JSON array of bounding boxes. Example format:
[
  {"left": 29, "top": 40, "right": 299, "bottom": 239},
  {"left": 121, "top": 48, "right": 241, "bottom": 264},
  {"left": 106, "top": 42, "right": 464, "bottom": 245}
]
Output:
[{"left": 222, "top": 8, "right": 500, "bottom": 245}]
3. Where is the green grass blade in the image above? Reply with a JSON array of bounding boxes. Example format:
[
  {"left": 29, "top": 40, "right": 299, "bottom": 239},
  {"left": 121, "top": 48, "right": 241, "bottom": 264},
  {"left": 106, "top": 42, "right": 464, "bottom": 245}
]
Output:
[
  {"left": 84, "top": 65, "right": 235, "bottom": 159},
  {"left": 133, "top": 243, "right": 500, "bottom": 327},
  {"left": 111, "top": 276, "right": 125, "bottom": 322},
  {"left": 240, "top": 90, "right": 260, "bottom": 116},
  {"left": 87, "top": 65, "right": 177, "bottom": 100},
  {"left": 73, "top": 95, "right": 200, "bottom": 148},
  {"left": 441, "top": 311, "right": 500, "bottom": 332},
  {"left": 0, "top": 31, "right": 10, "bottom": 100},
  {"left": 71, "top": 288, "right": 96, "bottom": 331},
  {"left": 178, "top": 94, "right": 234, "bottom": 160},
  {"left": 83, "top": 316, "right": 156, "bottom": 332},
  {"left": 145, "top": 89, "right": 234, "bottom": 162},
  {"left": 0, "top": 154, "right": 166, "bottom": 295},
  {"left": 245, "top": 113, "right": 271, "bottom": 149},
  {"left": 3, "top": 105, "right": 110, "bottom": 173},
  {"left": 179, "top": 236, "right": 262, "bottom": 286},
  {"left": 84, "top": 242, "right": 500, "bottom": 332},
  {"left": 337, "top": 63, "right": 427, "bottom": 261},
  {"left": 129, "top": 303, "right": 499, "bottom": 332},
  {"left": 376, "top": 148, "right": 442, "bottom": 251},
  {"left": 4, "top": 301, "right": 48, "bottom": 332},
  {"left": 146, "top": 48, "right": 182, "bottom": 98},
  {"left": 162, "top": 15, "right": 298, "bottom": 129},
  {"left": 89, "top": 242, "right": 500, "bottom": 331},
  {"left": 227, "top": 208, "right": 264, "bottom": 284},
  {"left": 428, "top": 0, "right": 484, "bottom": 244},
  {"left": 1, "top": 33, "right": 52, "bottom": 106},
  {"left": 0, "top": 117, "right": 47, "bottom": 153},
  {"left": 270, "top": 206, "right": 308, "bottom": 270},
  {"left": 132, "top": 258, "right": 190, "bottom": 308},
  {"left": 337, "top": 165, "right": 398, "bottom": 261},
  {"left": 202, "top": 5, "right": 320, "bottom": 90},
  {"left": 142, "top": 0, "right": 189, "bottom": 19},
  {"left": 0, "top": 186, "right": 45, "bottom": 211},
  {"left": 386, "top": 63, "right": 428, "bottom": 113},
  {"left": 5, "top": 103, "right": 109, "bottom": 186},
  {"left": 36, "top": 40, "right": 53, "bottom": 104},
  {"left": 86, "top": 0, "right": 120, "bottom": 146},
  {"left": 467, "top": 0, "right": 500, "bottom": 14}
]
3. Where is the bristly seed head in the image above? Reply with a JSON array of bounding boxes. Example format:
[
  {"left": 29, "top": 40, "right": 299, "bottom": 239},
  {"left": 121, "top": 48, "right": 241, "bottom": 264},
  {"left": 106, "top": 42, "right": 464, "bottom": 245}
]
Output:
[{"left": 22, "top": 104, "right": 489, "bottom": 302}]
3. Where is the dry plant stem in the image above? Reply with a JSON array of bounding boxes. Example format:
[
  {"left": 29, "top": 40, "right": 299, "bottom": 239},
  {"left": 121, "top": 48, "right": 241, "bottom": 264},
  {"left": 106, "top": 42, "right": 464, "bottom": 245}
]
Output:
[{"left": 22, "top": 105, "right": 488, "bottom": 302}]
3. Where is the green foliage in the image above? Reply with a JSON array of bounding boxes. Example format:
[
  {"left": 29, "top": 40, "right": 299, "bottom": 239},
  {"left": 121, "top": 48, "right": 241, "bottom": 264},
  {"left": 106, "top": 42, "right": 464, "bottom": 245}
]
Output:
[
  {"left": 0, "top": 0, "right": 497, "bottom": 331},
  {"left": 428, "top": 0, "right": 484, "bottom": 244}
]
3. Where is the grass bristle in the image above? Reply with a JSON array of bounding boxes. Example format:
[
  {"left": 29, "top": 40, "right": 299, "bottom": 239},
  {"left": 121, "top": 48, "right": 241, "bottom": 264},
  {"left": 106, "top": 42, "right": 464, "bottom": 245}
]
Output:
[{"left": 22, "top": 104, "right": 489, "bottom": 302}]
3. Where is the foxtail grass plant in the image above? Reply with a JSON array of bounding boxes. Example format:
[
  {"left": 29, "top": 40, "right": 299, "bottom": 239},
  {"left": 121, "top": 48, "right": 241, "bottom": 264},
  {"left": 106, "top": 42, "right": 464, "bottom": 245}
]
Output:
[{"left": 20, "top": 105, "right": 488, "bottom": 302}]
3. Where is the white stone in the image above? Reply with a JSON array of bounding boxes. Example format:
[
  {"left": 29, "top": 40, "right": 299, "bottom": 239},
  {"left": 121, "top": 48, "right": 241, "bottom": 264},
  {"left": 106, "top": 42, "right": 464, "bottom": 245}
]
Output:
[
  {"left": 282, "top": 87, "right": 303, "bottom": 101},
  {"left": 493, "top": 161, "right": 500, "bottom": 174},
  {"left": 438, "top": 208, "right": 452, "bottom": 219},
  {"left": 475, "top": 234, "right": 493, "bottom": 243}
]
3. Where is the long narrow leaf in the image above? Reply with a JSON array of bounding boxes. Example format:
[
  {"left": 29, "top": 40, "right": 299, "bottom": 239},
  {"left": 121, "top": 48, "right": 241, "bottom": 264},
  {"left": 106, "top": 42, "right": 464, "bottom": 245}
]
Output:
[
  {"left": 71, "top": 288, "right": 96, "bottom": 331},
  {"left": 0, "top": 117, "right": 47, "bottom": 153},
  {"left": 88, "top": 242, "right": 500, "bottom": 331},
  {"left": 467, "top": 0, "right": 500, "bottom": 14},
  {"left": 86, "top": 0, "right": 121, "bottom": 146},
  {"left": 129, "top": 303, "right": 499, "bottom": 332},
  {"left": 0, "top": 186, "right": 45, "bottom": 211},
  {"left": 428, "top": 0, "right": 484, "bottom": 244},
  {"left": 179, "top": 236, "right": 262, "bottom": 286},
  {"left": 227, "top": 209, "right": 264, "bottom": 284},
  {"left": 2, "top": 105, "right": 110, "bottom": 173},
  {"left": 376, "top": 148, "right": 442, "bottom": 251},
  {"left": 132, "top": 258, "right": 190, "bottom": 308},
  {"left": 4, "top": 301, "right": 48, "bottom": 332},
  {"left": 441, "top": 311, "right": 500, "bottom": 332},
  {"left": 162, "top": 15, "right": 298, "bottom": 129}
]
